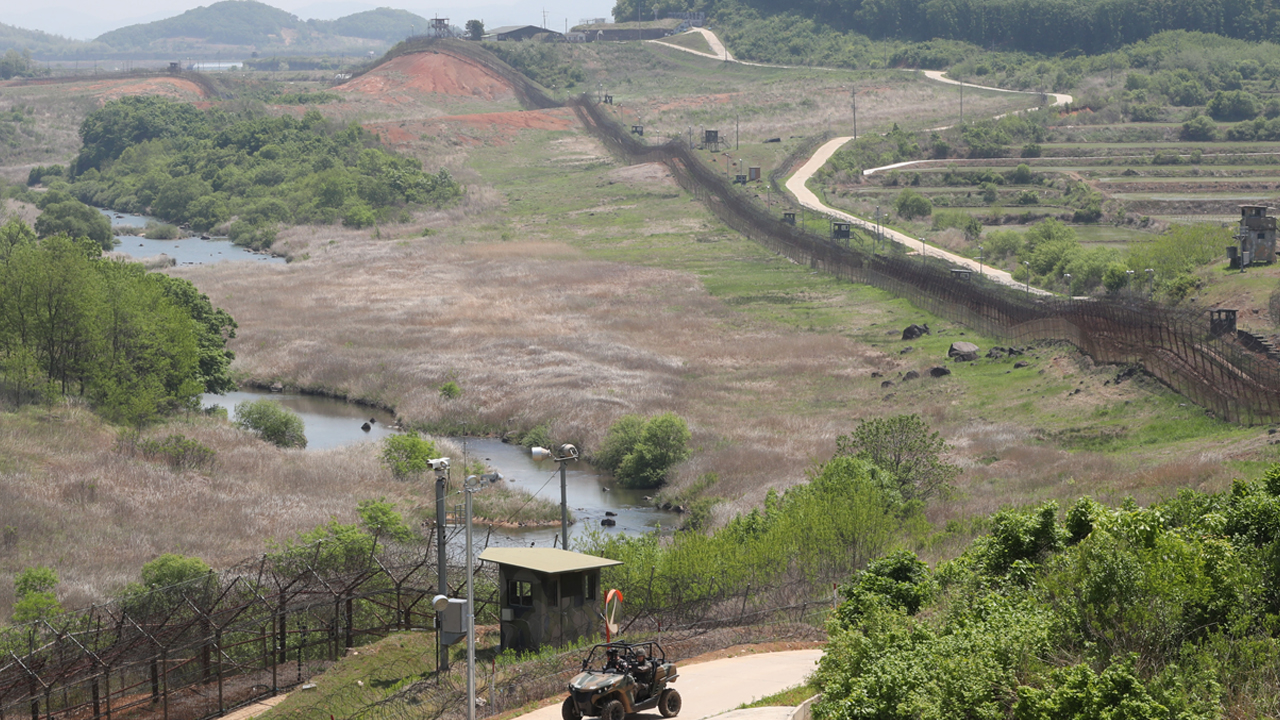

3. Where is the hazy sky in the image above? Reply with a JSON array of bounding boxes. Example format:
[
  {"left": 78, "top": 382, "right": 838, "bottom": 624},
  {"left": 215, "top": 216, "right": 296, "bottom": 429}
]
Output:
[{"left": 5, "top": 0, "right": 620, "bottom": 41}]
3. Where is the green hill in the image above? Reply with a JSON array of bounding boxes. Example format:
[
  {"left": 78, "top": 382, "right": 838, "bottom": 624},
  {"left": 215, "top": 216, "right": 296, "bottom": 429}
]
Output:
[
  {"left": 95, "top": 0, "right": 304, "bottom": 49},
  {"left": 312, "top": 7, "right": 431, "bottom": 42},
  {"left": 0, "top": 21, "right": 90, "bottom": 56},
  {"left": 630, "top": 0, "right": 1280, "bottom": 56}
]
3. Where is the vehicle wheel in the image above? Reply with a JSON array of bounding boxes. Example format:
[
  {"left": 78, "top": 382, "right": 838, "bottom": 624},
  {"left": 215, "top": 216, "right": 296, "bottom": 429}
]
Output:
[
  {"left": 562, "top": 697, "right": 582, "bottom": 720},
  {"left": 659, "top": 689, "right": 682, "bottom": 718},
  {"left": 602, "top": 698, "right": 626, "bottom": 720}
]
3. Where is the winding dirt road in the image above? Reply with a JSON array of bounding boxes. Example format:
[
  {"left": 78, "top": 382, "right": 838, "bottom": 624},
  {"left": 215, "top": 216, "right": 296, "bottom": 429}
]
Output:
[{"left": 649, "top": 29, "right": 1072, "bottom": 293}]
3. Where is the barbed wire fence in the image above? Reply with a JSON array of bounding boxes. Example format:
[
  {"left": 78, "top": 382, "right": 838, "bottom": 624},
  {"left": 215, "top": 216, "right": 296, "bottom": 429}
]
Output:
[
  {"left": 347, "top": 579, "right": 830, "bottom": 720},
  {"left": 568, "top": 96, "right": 1280, "bottom": 425},
  {"left": 0, "top": 529, "right": 505, "bottom": 720},
  {"left": 0, "top": 537, "right": 833, "bottom": 720}
]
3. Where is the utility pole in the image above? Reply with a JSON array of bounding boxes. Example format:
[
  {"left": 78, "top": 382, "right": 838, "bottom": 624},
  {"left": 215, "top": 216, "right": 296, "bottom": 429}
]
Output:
[
  {"left": 851, "top": 85, "right": 857, "bottom": 139},
  {"left": 435, "top": 464, "right": 449, "bottom": 672}
]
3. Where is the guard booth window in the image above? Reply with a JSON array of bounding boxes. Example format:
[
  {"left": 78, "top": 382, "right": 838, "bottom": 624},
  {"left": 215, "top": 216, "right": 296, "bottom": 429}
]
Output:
[
  {"left": 583, "top": 573, "right": 597, "bottom": 601},
  {"left": 510, "top": 580, "right": 533, "bottom": 607}
]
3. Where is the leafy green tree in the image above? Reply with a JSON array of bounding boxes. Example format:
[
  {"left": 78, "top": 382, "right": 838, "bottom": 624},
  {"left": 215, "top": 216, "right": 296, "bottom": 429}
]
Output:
[
  {"left": 357, "top": 498, "right": 415, "bottom": 543},
  {"left": 74, "top": 95, "right": 209, "bottom": 174},
  {"left": 15, "top": 566, "right": 58, "bottom": 597},
  {"left": 614, "top": 412, "right": 692, "bottom": 489},
  {"left": 1007, "top": 163, "right": 1034, "bottom": 184},
  {"left": 34, "top": 198, "right": 113, "bottom": 250},
  {"left": 893, "top": 188, "right": 932, "bottom": 220},
  {"left": 12, "top": 566, "right": 63, "bottom": 623},
  {"left": 234, "top": 399, "right": 307, "bottom": 448},
  {"left": 381, "top": 432, "right": 439, "bottom": 478},
  {"left": 269, "top": 519, "right": 376, "bottom": 576},
  {"left": 153, "top": 275, "right": 237, "bottom": 394},
  {"left": 1181, "top": 115, "right": 1218, "bottom": 141},
  {"left": 1207, "top": 89, "right": 1259, "bottom": 121},
  {"left": 835, "top": 414, "right": 958, "bottom": 502},
  {"left": 0, "top": 49, "right": 35, "bottom": 80},
  {"left": 594, "top": 414, "right": 647, "bottom": 474},
  {"left": 466, "top": 19, "right": 485, "bottom": 40}
]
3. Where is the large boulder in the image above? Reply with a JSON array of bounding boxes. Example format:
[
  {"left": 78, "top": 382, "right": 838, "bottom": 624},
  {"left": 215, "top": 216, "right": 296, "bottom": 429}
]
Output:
[{"left": 949, "top": 341, "right": 980, "bottom": 361}]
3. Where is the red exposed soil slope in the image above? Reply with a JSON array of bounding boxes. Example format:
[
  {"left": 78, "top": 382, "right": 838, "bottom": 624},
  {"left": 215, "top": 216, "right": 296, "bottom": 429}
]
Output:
[
  {"left": 336, "top": 51, "right": 515, "bottom": 101},
  {"left": 85, "top": 77, "right": 209, "bottom": 103}
]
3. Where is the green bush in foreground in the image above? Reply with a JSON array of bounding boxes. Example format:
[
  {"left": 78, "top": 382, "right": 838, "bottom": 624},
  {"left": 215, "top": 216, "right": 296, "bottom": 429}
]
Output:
[
  {"left": 234, "top": 399, "right": 306, "bottom": 448},
  {"left": 813, "top": 466, "right": 1280, "bottom": 719}
]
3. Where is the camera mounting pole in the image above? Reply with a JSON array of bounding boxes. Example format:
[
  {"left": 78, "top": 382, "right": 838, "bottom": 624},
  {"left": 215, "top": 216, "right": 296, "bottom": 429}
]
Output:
[
  {"left": 432, "top": 458, "right": 450, "bottom": 672},
  {"left": 532, "top": 445, "right": 579, "bottom": 549}
]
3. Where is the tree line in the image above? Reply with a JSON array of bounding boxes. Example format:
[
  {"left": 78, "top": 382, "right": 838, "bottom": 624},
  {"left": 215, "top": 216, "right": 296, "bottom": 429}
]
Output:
[
  {"left": 29, "top": 95, "right": 462, "bottom": 248},
  {"left": 616, "top": 0, "right": 1280, "bottom": 54},
  {"left": 0, "top": 217, "right": 236, "bottom": 424}
]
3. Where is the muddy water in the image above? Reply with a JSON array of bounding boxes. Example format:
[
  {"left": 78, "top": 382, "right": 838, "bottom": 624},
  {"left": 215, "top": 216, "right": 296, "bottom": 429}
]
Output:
[{"left": 202, "top": 389, "right": 680, "bottom": 545}]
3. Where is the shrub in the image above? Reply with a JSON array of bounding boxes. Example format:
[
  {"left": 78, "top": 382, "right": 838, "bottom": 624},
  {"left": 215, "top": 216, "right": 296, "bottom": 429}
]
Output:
[
  {"left": 439, "top": 380, "right": 461, "bottom": 399},
  {"left": 1007, "top": 163, "right": 1035, "bottom": 184},
  {"left": 381, "top": 432, "right": 439, "bottom": 478},
  {"left": 1181, "top": 115, "right": 1218, "bottom": 141},
  {"left": 141, "top": 553, "right": 211, "bottom": 589},
  {"left": 357, "top": 498, "right": 415, "bottom": 543},
  {"left": 233, "top": 398, "right": 307, "bottom": 448},
  {"left": 615, "top": 413, "right": 692, "bottom": 489},
  {"left": 594, "top": 415, "right": 646, "bottom": 473},
  {"left": 835, "top": 414, "right": 958, "bottom": 502},
  {"left": 139, "top": 433, "right": 216, "bottom": 471},
  {"left": 12, "top": 566, "right": 62, "bottom": 623},
  {"left": 1207, "top": 90, "right": 1259, "bottom": 121},
  {"left": 894, "top": 188, "right": 933, "bottom": 220},
  {"left": 595, "top": 413, "right": 691, "bottom": 489}
]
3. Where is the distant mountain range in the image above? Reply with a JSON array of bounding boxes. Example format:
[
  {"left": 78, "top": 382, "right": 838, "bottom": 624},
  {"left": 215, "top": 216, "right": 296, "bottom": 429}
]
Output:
[{"left": 1, "top": 1, "right": 438, "bottom": 59}]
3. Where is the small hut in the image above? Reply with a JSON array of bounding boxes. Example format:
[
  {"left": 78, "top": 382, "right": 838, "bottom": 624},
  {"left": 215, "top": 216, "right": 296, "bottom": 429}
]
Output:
[{"left": 479, "top": 548, "right": 622, "bottom": 652}]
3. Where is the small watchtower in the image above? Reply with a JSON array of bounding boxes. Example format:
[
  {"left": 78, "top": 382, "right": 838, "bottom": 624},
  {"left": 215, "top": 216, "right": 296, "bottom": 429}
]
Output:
[
  {"left": 479, "top": 548, "right": 622, "bottom": 652},
  {"left": 1236, "top": 205, "right": 1277, "bottom": 266}
]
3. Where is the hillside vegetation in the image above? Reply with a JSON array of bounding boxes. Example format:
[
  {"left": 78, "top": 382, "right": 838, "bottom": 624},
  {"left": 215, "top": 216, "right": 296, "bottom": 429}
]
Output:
[
  {"left": 619, "top": 0, "right": 1280, "bottom": 55},
  {"left": 32, "top": 95, "right": 461, "bottom": 246},
  {"left": 95, "top": 0, "right": 430, "bottom": 50}
]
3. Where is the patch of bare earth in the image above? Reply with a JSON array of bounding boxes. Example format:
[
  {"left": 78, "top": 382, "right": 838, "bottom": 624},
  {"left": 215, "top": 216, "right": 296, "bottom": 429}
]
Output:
[{"left": 336, "top": 52, "right": 516, "bottom": 101}]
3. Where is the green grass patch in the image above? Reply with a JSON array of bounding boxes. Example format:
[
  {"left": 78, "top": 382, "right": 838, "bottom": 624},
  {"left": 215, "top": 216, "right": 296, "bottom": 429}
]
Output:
[
  {"left": 657, "top": 31, "right": 714, "bottom": 55},
  {"left": 738, "top": 680, "right": 819, "bottom": 709},
  {"left": 261, "top": 632, "right": 437, "bottom": 719}
]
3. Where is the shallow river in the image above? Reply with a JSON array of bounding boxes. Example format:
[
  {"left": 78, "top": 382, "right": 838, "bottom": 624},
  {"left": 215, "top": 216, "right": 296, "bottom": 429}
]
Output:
[
  {"left": 201, "top": 389, "right": 680, "bottom": 546},
  {"left": 100, "top": 209, "right": 285, "bottom": 266}
]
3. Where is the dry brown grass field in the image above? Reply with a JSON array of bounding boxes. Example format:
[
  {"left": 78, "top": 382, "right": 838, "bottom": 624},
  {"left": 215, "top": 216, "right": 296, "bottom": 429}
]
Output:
[{"left": 0, "top": 42, "right": 1270, "bottom": 615}]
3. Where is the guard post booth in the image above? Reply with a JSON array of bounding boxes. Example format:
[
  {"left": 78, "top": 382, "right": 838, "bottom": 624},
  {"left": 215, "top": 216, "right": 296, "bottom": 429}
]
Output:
[{"left": 479, "top": 548, "right": 622, "bottom": 652}]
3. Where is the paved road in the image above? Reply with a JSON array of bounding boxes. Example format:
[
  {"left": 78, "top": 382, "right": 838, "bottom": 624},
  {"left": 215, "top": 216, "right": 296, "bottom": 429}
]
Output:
[{"left": 518, "top": 649, "right": 822, "bottom": 720}]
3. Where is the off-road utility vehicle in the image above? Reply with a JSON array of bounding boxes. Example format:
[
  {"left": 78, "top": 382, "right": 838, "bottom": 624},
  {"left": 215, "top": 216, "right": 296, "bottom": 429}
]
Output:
[{"left": 562, "top": 641, "right": 681, "bottom": 720}]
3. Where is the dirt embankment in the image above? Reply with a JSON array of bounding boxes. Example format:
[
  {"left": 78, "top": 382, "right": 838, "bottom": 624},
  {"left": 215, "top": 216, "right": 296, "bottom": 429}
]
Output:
[{"left": 335, "top": 51, "right": 516, "bottom": 101}]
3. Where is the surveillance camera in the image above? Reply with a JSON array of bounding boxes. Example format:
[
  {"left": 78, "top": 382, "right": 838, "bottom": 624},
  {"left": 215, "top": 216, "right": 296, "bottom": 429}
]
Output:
[
  {"left": 531, "top": 446, "right": 551, "bottom": 461},
  {"left": 428, "top": 458, "right": 450, "bottom": 471},
  {"left": 560, "top": 444, "right": 578, "bottom": 459}
]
